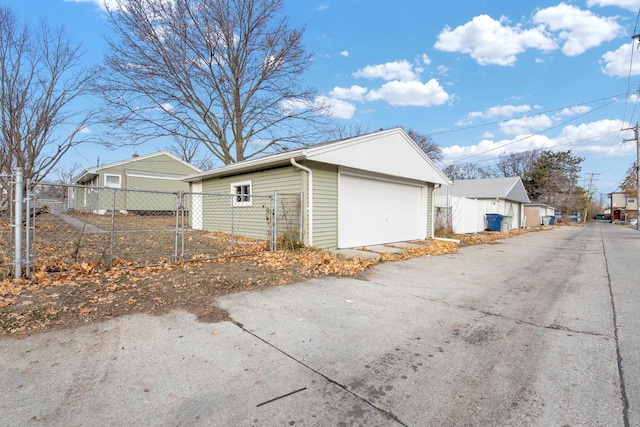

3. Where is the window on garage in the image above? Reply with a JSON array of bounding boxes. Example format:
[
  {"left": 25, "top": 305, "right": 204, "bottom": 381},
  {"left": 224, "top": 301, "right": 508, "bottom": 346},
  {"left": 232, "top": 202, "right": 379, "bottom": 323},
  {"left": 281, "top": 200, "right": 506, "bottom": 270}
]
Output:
[{"left": 231, "top": 180, "right": 252, "bottom": 207}]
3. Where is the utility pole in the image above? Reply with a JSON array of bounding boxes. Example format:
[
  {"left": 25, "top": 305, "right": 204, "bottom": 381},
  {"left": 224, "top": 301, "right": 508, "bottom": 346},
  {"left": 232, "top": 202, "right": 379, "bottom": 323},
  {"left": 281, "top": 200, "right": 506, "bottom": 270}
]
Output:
[
  {"left": 584, "top": 172, "right": 599, "bottom": 223},
  {"left": 622, "top": 123, "right": 640, "bottom": 231},
  {"left": 630, "top": 32, "right": 640, "bottom": 231}
]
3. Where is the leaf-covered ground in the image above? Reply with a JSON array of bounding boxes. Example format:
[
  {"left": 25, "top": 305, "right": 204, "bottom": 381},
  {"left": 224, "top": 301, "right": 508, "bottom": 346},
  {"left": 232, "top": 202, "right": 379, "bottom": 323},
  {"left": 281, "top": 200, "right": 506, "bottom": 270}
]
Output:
[{"left": 0, "top": 227, "right": 550, "bottom": 336}]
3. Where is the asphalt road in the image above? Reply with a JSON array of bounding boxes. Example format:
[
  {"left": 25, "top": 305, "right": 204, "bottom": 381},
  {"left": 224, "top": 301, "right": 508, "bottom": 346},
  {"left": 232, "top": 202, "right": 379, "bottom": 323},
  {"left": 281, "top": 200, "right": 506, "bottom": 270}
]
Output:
[{"left": 1, "top": 222, "right": 637, "bottom": 426}]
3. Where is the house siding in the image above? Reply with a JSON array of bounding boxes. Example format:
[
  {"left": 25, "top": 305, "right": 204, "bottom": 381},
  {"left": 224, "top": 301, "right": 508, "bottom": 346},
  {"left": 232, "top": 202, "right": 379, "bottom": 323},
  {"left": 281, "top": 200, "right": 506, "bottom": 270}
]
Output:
[
  {"left": 72, "top": 154, "right": 198, "bottom": 211},
  {"left": 199, "top": 166, "right": 304, "bottom": 242},
  {"left": 304, "top": 161, "right": 338, "bottom": 249},
  {"left": 426, "top": 183, "right": 434, "bottom": 238}
]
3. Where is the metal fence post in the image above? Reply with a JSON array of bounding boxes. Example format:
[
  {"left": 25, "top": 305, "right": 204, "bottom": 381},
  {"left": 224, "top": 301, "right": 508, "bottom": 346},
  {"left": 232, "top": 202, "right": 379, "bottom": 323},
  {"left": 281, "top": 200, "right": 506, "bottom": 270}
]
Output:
[
  {"left": 230, "top": 194, "right": 235, "bottom": 245},
  {"left": 25, "top": 186, "right": 32, "bottom": 277},
  {"left": 272, "top": 191, "right": 278, "bottom": 251},
  {"left": 13, "top": 167, "right": 24, "bottom": 278},
  {"left": 109, "top": 189, "right": 116, "bottom": 267},
  {"left": 298, "top": 192, "right": 304, "bottom": 246},
  {"left": 173, "top": 192, "right": 180, "bottom": 263},
  {"left": 179, "top": 191, "right": 185, "bottom": 261}
]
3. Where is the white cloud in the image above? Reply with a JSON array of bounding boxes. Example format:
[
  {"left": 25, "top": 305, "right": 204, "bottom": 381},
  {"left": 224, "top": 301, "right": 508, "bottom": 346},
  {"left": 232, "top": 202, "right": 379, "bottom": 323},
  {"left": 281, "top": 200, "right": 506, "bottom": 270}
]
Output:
[
  {"left": 443, "top": 134, "right": 556, "bottom": 161},
  {"left": 282, "top": 96, "right": 356, "bottom": 119},
  {"left": 155, "top": 103, "right": 175, "bottom": 113},
  {"left": 437, "top": 65, "right": 450, "bottom": 76},
  {"left": 434, "top": 15, "right": 556, "bottom": 66},
  {"left": 601, "top": 42, "right": 640, "bottom": 77},
  {"left": 442, "top": 118, "right": 632, "bottom": 163},
  {"left": 468, "top": 104, "right": 534, "bottom": 120},
  {"left": 557, "top": 119, "right": 626, "bottom": 144},
  {"left": 499, "top": 114, "right": 554, "bottom": 135},
  {"left": 421, "top": 53, "right": 432, "bottom": 65},
  {"left": 329, "top": 85, "right": 368, "bottom": 102},
  {"left": 353, "top": 60, "right": 419, "bottom": 82},
  {"left": 365, "top": 79, "right": 451, "bottom": 107},
  {"left": 533, "top": 4, "right": 622, "bottom": 56},
  {"left": 340, "top": 50, "right": 349, "bottom": 57},
  {"left": 64, "top": 0, "right": 119, "bottom": 10},
  {"left": 317, "top": 96, "right": 356, "bottom": 119},
  {"left": 587, "top": 0, "right": 640, "bottom": 12},
  {"left": 554, "top": 106, "right": 592, "bottom": 117}
]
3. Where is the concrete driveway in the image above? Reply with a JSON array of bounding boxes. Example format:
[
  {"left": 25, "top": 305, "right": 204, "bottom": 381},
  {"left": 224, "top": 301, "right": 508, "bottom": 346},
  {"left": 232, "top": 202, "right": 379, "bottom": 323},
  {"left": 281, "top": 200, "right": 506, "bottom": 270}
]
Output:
[{"left": 1, "top": 222, "right": 637, "bottom": 426}]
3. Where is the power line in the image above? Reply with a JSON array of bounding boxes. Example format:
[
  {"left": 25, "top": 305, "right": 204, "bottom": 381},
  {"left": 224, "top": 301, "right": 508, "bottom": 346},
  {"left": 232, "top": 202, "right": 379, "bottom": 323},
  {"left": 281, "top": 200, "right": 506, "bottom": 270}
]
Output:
[
  {"left": 443, "top": 98, "right": 620, "bottom": 166},
  {"left": 430, "top": 92, "right": 628, "bottom": 138}
]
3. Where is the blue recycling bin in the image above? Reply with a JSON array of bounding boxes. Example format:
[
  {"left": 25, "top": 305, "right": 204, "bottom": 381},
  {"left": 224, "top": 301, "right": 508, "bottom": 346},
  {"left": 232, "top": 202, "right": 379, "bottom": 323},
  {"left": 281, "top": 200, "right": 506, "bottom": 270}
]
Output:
[
  {"left": 486, "top": 213, "right": 503, "bottom": 231},
  {"left": 549, "top": 216, "right": 556, "bottom": 225}
]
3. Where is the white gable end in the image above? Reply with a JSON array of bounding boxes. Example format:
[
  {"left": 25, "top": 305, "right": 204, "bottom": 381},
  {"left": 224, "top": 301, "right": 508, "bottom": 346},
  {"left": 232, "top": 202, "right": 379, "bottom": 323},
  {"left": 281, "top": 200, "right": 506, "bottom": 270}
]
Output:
[{"left": 306, "top": 129, "right": 449, "bottom": 185}]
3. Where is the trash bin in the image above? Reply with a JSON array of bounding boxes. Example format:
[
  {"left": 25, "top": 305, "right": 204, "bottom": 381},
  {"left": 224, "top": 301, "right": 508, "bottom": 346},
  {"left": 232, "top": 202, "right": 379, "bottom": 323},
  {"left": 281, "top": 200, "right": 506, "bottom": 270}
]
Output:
[
  {"left": 542, "top": 216, "right": 551, "bottom": 226},
  {"left": 486, "top": 213, "right": 503, "bottom": 231},
  {"left": 501, "top": 215, "right": 512, "bottom": 233},
  {"left": 549, "top": 215, "right": 556, "bottom": 225}
]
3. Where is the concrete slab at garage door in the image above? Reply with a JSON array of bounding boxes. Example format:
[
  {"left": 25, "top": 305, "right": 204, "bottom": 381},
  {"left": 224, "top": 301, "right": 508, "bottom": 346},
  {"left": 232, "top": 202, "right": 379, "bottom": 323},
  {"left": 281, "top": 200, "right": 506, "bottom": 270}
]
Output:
[{"left": 338, "top": 173, "right": 424, "bottom": 248}]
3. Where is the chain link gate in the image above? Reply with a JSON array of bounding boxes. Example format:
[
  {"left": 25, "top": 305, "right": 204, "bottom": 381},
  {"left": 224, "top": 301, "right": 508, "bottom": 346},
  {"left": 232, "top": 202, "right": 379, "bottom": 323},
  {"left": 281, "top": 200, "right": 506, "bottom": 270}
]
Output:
[{"left": 7, "top": 174, "right": 303, "bottom": 278}]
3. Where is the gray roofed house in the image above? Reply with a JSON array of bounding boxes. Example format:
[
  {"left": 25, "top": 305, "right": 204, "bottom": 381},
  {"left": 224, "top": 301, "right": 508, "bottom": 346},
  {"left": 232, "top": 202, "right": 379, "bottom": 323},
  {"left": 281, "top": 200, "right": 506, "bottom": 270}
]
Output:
[{"left": 435, "top": 176, "right": 531, "bottom": 234}]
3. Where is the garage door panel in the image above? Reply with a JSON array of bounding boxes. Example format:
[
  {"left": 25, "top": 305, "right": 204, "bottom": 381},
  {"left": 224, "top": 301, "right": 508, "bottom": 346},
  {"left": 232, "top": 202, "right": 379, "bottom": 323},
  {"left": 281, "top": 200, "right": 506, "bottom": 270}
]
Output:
[{"left": 338, "top": 174, "right": 424, "bottom": 248}]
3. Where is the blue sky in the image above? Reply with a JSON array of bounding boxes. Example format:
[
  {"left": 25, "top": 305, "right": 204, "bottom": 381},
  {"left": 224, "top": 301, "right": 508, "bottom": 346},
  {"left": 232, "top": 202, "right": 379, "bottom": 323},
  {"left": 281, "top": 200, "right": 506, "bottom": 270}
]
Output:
[{"left": 6, "top": 0, "right": 640, "bottom": 199}]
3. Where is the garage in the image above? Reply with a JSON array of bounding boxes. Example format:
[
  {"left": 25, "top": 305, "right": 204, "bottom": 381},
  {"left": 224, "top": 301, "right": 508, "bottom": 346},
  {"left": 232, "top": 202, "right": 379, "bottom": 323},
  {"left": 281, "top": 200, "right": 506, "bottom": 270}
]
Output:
[
  {"left": 187, "top": 128, "right": 450, "bottom": 249},
  {"left": 338, "top": 172, "right": 426, "bottom": 248}
]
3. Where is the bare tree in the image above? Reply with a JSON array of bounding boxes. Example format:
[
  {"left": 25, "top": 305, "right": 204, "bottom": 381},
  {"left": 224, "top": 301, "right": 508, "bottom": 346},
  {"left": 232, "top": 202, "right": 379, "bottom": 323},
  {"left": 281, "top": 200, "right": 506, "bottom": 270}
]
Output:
[
  {"left": 325, "top": 123, "right": 370, "bottom": 141},
  {"left": 101, "top": 0, "right": 329, "bottom": 165},
  {"left": 495, "top": 150, "right": 541, "bottom": 179},
  {"left": 442, "top": 162, "right": 497, "bottom": 181},
  {"left": 405, "top": 129, "right": 443, "bottom": 163},
  {"left": 53, "top": 162, "right": 83, "bottom": 184},
  {"left": 164, "top": 134, "right": 214, "bottom": 171},
  {"left": 619, "top": 162, "right": 638, "bottom": 197},
  {"left": 0, "top": 6, "right": 97, "bottom": 193}
]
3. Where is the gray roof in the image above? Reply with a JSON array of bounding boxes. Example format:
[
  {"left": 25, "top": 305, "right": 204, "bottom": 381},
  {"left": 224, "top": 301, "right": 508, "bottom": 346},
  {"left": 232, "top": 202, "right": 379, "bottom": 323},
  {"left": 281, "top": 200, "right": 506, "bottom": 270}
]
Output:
[{"left": 438, "top": 176, "right": 531, "bottom": 203}]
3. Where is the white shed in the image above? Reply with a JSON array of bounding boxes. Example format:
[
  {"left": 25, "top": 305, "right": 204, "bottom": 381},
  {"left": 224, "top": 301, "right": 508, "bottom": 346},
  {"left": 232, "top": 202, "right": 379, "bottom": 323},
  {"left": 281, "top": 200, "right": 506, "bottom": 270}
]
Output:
[{"left": 435, "top": 176, "right": 531, "bottom": 233}]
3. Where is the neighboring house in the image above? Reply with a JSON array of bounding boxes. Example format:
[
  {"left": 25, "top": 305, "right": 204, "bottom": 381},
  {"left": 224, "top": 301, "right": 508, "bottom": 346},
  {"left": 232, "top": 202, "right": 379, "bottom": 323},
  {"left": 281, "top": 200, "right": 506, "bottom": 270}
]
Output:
[
  {"left": 523, "top": 203, "right": 556, "bottom": 227},
  {"left": 609, "top": 192, "right": 638, "bottom": 222},
  {"left": 184, "top": 128, "right": 451, "bottom": 249},
  {"left": 435, "top": 176, "right": 531, "bottom": 234},
  {"left": 69, "top": 151, "right": 201, "bottom": 212}
]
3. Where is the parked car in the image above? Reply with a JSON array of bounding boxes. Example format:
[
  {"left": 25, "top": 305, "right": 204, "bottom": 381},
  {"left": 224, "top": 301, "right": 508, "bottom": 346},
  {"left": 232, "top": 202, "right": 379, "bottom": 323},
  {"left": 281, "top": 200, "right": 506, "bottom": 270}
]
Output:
[{"left": 569, "top": 213, "right": 581, "bottom": 223}]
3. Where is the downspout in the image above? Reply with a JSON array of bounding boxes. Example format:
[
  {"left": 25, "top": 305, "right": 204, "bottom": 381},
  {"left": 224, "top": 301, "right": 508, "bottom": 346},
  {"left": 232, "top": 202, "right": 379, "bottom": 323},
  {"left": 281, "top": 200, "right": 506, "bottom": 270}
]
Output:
[{"left": 290, "top": 158, "right": 313, "bottom": 246}]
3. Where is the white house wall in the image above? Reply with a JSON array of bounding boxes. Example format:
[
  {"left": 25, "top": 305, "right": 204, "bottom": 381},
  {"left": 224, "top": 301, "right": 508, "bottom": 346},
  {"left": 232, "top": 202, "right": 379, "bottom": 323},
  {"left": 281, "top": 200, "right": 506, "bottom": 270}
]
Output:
[
  {"left": 436, "top": 196, "right": 524, "bottom": 233},
  {"left": 307, "top": 130, "right": 449, "bottom": 185}
]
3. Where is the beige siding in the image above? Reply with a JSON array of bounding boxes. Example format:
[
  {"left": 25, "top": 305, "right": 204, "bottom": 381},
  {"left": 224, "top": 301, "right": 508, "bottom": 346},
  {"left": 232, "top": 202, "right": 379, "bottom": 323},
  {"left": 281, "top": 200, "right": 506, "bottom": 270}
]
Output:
[
  {"left": 201, "top": 166, "right": 303, "bottom": 195},
  {"left": 127, "top": 176, "right": 188, "bottom": 192},
  {"left": 100, "top": 153, "right": 196, "bottom": 192},
  {"left": 199, "top": 166, "right": 304, "bottom": 242},
  {"left": 304, "top": 161, "right": 338, "bottom": 249}
]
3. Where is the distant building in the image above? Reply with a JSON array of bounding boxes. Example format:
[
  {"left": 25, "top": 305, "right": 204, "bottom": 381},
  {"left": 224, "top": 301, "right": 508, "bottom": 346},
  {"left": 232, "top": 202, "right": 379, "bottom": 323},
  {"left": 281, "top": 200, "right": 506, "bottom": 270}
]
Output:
[{"left": 608, "top": 192, "right": 637, "bottom": 222}]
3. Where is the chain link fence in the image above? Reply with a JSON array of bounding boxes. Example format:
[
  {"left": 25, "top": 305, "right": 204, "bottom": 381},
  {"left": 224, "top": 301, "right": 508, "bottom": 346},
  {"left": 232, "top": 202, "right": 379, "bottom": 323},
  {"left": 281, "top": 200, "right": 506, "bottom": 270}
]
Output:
[
  {"left": 6, "top": 176, "right": 302, "bottom": 278},
  {"left": 0, "top": 173, "right": 15, "bottom": 280}
]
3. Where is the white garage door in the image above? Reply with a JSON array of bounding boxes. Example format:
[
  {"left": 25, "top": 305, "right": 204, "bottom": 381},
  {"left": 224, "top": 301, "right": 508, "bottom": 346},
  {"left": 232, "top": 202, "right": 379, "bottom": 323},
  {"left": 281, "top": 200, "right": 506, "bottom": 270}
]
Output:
[{"left": 338, "top": 173, "right": 424, "bottom": 248}]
